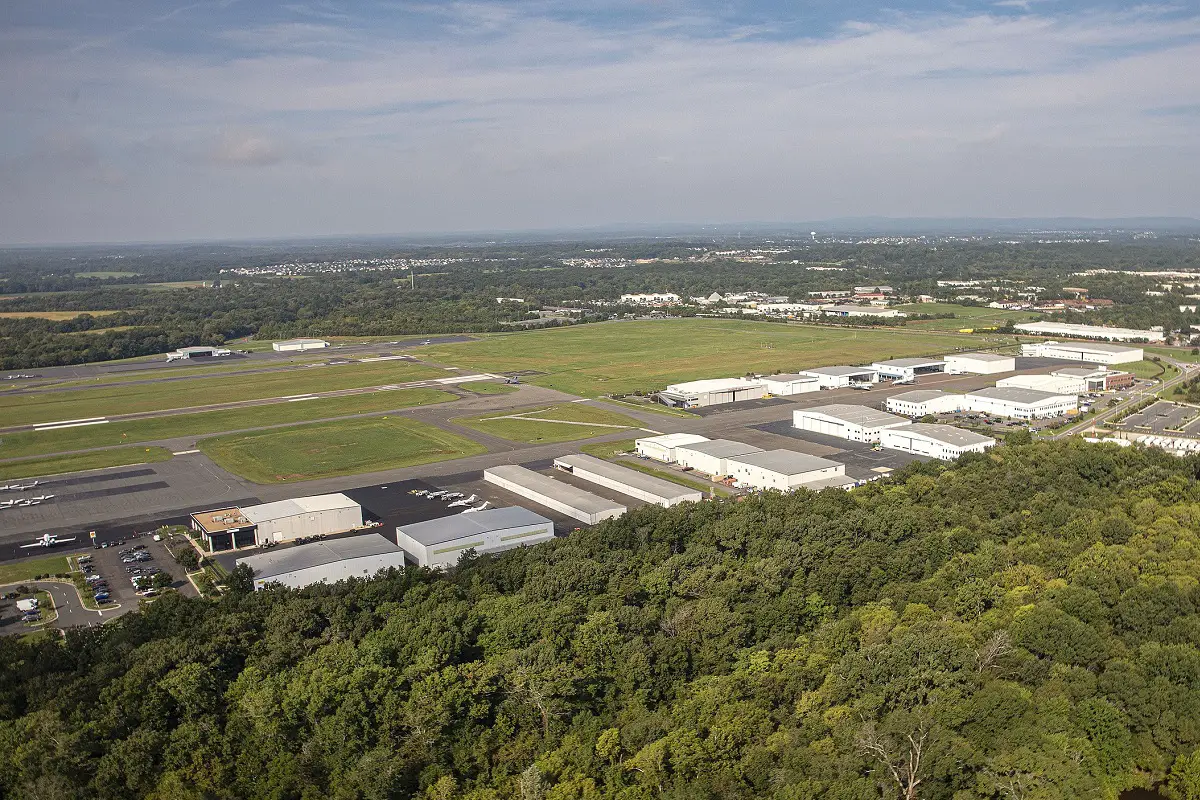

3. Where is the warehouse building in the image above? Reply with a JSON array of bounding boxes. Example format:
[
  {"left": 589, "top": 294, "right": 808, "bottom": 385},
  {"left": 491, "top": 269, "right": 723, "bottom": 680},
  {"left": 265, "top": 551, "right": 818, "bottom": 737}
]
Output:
[
  {"left": 553, "top": 454, "right": 704, "bottom": 507},
  {"left": 189, "top": 507, "right": 257, "bottom": 552},
  {"left": 725, "top": 450, "right": 848, "bottom": 492},
  {"left": 886, "top": 390, "right": 964, "bottom": 417},
  {"left": 759, "top": 373, "right": 821, "bottom": 396},
  {"left": 1051, "top": 366, "right": 1134, "bottom": 391},
  {"left": 272, "top": 338, "right": 330, "bottom": 352},
  {"left": 944, "top": 352, "right": 1016, "bottom": 374},
  {"left": 1020, "top": 340, "right": 1144, "bottom": 365},
  {"left": 395, "top": 507, "right": 555, "bottom": 568},
  {"left": 166, "top": 345, "right": 233, "bottom": 361},
  {"left": 880, "top": 423, "right": 996, "bottom": 460},
  {"left": 483, "top": 465, "right": 625, "bottom": 524},
  {"left": 1013, "top": 321, "right": 1164, "bottom": 343},
  {"left": 796, "top": 366, "right": 878, "bottom": 389},
  {"left": 237, "top": 533, "right": 407, "bottom": 590},
  {"left": 674, "top": 439, "right": 764, "bottom": 476},
  {"left": 241, "top": 493, "right": 363, "bottom": 545},
  {"left": 997, "top": 374, "right": 1087, "bottom": 395},
  {"left": 634, "top": 433, "right": 710, "bottom": 463},
  {"left": 818, "top": 305, "right": 906, "bottom": 319},
  {"left": 870, "top": 357, "right": 947, "bottom": 381},
  {"left": 793, "top": 404, "right": 912, "bottom": 442},
  {"left": 963, "top": 386, "right": 1077, "bottom": 419},
  {"left": 657, "top": 377, "right": 766, "bottom": 408}
]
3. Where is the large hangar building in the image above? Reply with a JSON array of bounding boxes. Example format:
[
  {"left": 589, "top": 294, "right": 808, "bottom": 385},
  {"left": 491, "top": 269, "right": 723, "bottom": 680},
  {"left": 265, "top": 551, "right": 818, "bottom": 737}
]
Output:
[
  {"left": 1013, "top": 322, "right": 1164, "bottom": 343},
  {"left": 395, "top": 507, "right": 555, "bottom": 568},
  {"left": 553, "top": 454, "right": 704, "bottom": 507},
  {"left": 237, "top": 533, "right": 406, "bottom": 590},
  {"left": 634, "top": 433, "right": 710, "bottom": 463},
  {"left": 793, "top": 404, "right": 912, "bottom": 442},
  {"left": 725, "top": 450, "right": 851, "bottom": 492},
  {"left": 657, "top": 378, "right": 766, "bottom": 408},
  {"left": 483, "top": 465, "right": 625, "bottom": 524},
  {"left": 944, "top": 352, "right": 1016, "bottom": 375},
  {"left": 963, "top": 386, "right": 1078, "bottom": 419},
  {"left": 1020, "top": 340, "right": 1144, "bottom": 365},
  {"left": 674, "top": 439, "right": 764, "bottom": 476},
  {"left": 795, "top": 366, "right": 877, "bottom": 390},
  {"left": 241, "top": 493, "right": 364, "bottom": 545},
  {"left": 870, "top": 357, "right": 947, "bottom": 382},
  {"left": 881, "top": 423, "right": 995, "bottom": 461},
  {"left": 886, "top": 390, "right": 964, "bottom": 417}
]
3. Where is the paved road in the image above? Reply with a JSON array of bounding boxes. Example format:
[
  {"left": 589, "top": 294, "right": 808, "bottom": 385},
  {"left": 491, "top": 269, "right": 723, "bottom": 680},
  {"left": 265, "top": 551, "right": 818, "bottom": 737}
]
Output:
[
  {"left": 1053, "top": 357, "right": 1196, "bottom": 439},
  {"left": 1, "top": 579, "right": 131, "bottom": 630}
]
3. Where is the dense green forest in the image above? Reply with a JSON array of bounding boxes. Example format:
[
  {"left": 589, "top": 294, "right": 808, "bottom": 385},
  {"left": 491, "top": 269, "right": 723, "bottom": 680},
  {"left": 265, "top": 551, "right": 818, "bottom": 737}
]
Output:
[{"left": 2, "top": 439, "right": 1200, "bottom": 799}]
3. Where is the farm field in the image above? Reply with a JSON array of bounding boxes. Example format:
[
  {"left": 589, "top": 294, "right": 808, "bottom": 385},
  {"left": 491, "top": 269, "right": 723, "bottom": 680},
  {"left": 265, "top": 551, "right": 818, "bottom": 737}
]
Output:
[
  {"left": 0, "top": 310, "right": 123, "bottom": 320},
  {"left": 0, "top": 359, "right": 445, "bottom": 427},
  {"left": 199, "top": 417, "right": 486, "bottom": 483},
  {"left": 0, "top": 447, "right": 173, "bottom": 479},
  {"left": 0, "top": 555, "right": 71, "bottom": 585},
  {"left": 423, "top": 319, "right": 981, "bottom": 396},
  {"left": 894, "top": 303, "right": 1042, "bottom": 330},
  {"left": 454, "top": 403, "right": 642, "bottom": 443},
  {"left": 0, "top": 388, "right": 455, "bottom": 460}
]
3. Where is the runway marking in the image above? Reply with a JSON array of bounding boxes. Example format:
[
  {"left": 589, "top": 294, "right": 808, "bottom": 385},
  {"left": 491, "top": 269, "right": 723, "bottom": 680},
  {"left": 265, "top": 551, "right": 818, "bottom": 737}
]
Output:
[
  {"left": 172, "top": 449, "right": 200, "bottom": 455},
  {"left": 286, "top": 396, "right": 317, "bottom": 402},
  {"left": 34, "top": 418, "right": 109, "bottom": 431},
  {"left": 434, "top": 374, "right": 492, "bottom": 385},
  {"left": 281, "top": 394, "right": 315, "bottom": 400}
]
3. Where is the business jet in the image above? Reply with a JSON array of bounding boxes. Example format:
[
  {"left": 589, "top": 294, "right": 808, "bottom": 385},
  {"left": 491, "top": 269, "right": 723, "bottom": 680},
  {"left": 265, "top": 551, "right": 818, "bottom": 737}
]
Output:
[
  {"left": 0, "top": 499, "right": 15, "bottom": 508},
  {"left": 21, "top": 533, "right": 77, "bottom": 549},
  {"left": 447, "top": 494, "right": 477, "bottom": 508},
  {"left": 461, "top": 501, "right": 491, "bottom": 514}
]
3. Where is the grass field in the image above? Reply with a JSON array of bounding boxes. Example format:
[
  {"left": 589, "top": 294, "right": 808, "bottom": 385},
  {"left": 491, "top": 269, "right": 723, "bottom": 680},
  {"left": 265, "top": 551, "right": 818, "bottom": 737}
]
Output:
[
  {"left": 0, "top": 556, "right": 71, "bottom": 585},
  {"left": 0, "top": 360, "right": 444, "bottom": 427},
  {"left": 455, "top": 403, "right": 642, "bottom": 443},
  {"left": 611, "top": 459, "right": 721, "bottom": 494},
  {"left": 423, "top": 319, "right": 980, "bottom": 397},
  {"left": 0, "top": 310, "right": 123, "bottom": 320},
  {"left": 1126, "top": 359, "right": 1172, "bottom": 380},
  {"left": 462, "top": 382, "right": 518, "bottom": 395},
  {"left": 894, "top": 303, "right": 1042, "bottom": 331},
  {"left": 0, "top": 447, "right": 173, "bottom": 479},
  {"left": 74, "top": 271, "right": 138, "bottom": 278},
  {"left": 46, "top": 356, "right": 335, "bottom": 389},
  {"left": 199, "top": 417, "right": 486, "bottom": 483},
  {"left": 579, "top": 438, "right": 640, "bottom": 459},
  {"left": 0, "top": 388, "right": 455, "bottom": 460}
]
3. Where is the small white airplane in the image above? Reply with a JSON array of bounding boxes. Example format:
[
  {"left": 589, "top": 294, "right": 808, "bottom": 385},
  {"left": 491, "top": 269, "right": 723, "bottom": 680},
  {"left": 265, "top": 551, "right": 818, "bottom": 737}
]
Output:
[
  {"left": 447, "top": 494, "right": 477, "bottom": 508},
  {"left": 0, "top": 499, "right": 15, "bottom": 508},
  {"left": 30, "top": 494, "right": 55, "bottom": 502},
  {"left": 442, "top": 492, "right": 464, "bottom": 501},
  {"left": 461, "top": 501, "right": 490, "bottom": 514},
  {"left": 12, "top": 481, "right": 39, "bottom": 491},
  {"left": 426, "top": 491, "right": 448, "bottom": 499},
  {"left": 20, "top": 533, "right": 77, "bottom": 549}
]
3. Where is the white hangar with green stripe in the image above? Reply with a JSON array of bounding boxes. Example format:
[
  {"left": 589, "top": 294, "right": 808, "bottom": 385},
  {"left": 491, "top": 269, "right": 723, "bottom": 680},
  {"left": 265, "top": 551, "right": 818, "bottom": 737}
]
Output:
[{"left": 395, "top": 506, "right": 555, "bottom": 568}]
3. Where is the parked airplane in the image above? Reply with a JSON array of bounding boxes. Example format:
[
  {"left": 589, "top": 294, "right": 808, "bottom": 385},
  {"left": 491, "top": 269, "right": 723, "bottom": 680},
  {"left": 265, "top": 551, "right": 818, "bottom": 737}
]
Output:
[
  {"left": 20, "top": 533, "right": 77, "bottom": 549},
  {"left": 461, "top": 501, "right": 491, "bottom": 514},
  {"left": 442, "top": 492, "right": 464, "bottom": 501},
  {"left": 0, "top": 499, "right": 15, "bottom": 508},
  {"left": 10, "top": 481, "right": 39, "bottom": 491},
  {"left": 30, "top": 494, "right": 55, "bottom": 502},
  {"left": 447, "top": 494, "right": 477, "bottom": 508}
]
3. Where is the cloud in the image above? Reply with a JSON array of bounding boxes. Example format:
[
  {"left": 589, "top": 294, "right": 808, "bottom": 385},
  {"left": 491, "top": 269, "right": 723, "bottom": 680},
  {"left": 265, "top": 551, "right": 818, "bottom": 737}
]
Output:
[{"left": 206, "top": 130, "right": 290, "bottom": 166}]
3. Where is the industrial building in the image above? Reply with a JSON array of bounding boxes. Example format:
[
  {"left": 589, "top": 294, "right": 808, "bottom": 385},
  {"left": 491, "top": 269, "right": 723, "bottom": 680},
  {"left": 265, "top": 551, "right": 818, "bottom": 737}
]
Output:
[
  {"left": 759, "top": 373, "right": 821, "bottom": 396},
  {"left": 1051, "top": 366, "right": 1134, "bottom": 391},
  {"left": 1020, "top": 340, "right": 1144, "bottom": 365},
  {"left": 395, "top": 507, "right": 555, "bottom": 568},
  {"left": 272, "top": 338, "right": 330, "bottom": 352},
  {"left": 870, "top": 357, "right": 947, "bottom": 381},
  {"left": 634, "top": 433, "right": 710, "bottom": 463},
  {"left": 725, "top": 450, "right": 848, "bottom": 492},
  {"left": 483, "top": 465, "right": 625, "bottom": 524},
  {"left": 997, "top": 374, "right": 1087, "bottom": 395},
  {"left": 189, "top": 507, "right": 257, "bottom": 552},
  {"left": 886, "top": 390, "right": 964, "bottom": 417},
  {"left": 963, "top": 387, "right": 1078, "bottom": 419},
  {"left": 880, "top": 424, "right": 996, "bottom": 460},
  {"left": 818, "top": 305, "right": 906, "bottom": 319},
  {"left": 1013, "top": 321, "right": 1165, "bottom": 343},
  {"left": 165, "top": 345, "right": 232, "bottom": 361},
  {"left": 796, "top": 366, "right": 878, "bottom": 389},
  {"left": 553, "top": 454, "right": 704, "bottom": 507},
  {"left": 944, "top": 352, "right": 1016, "bottom": 374},
  {"left": 657, "top": 377, "right": 766, "bottom": 408},
  {"left": 793, "top": 404, "right": 912, "bottom": 441},
  {"left": 237, "top": 533, "right": 407, "bottom": 590},
  {"left": 241, "top": 493, "right": 363, "bottom": 545},
  {"left": 674, "top": 439, "right": 764, "bottom": 476}
]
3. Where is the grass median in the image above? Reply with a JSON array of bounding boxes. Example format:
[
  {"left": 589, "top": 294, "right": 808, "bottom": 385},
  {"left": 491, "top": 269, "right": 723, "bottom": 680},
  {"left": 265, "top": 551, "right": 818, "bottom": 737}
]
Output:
[
  {"left": 0, "top": 447, "right": 173, "bottom": 479},
  {"left": 0, "top": 556, "right": 72, "bottom": 584},
  {"left": 454, "top": 403, "right": 641, "bottom": 443}
]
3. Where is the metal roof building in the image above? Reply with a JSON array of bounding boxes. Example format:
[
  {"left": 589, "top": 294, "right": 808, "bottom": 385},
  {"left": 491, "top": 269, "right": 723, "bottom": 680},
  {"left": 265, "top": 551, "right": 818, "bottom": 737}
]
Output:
[
  {"left": 634, "top": 433, "right": 710, "bottom": 463},
  {"left": 881, "top": 423, "right": 995, "bottom": 461},
  {"left": 793, "top": 403, "right": 912, "bottom": 442},
  {"left": 553, "top": 454, "right": 704, "bottom": 507},
  {"left": 240, "top": 493, "right": 363, "bottom": 545},
  {"left": 886, "top": 390, "right": 964, "bottom": 417},
  {"left": 1013, "top": 321, "right": 1164, "bottom": 343},
  {"left": 759, "top": 373, "right": 821, "bottom": 396},
  {"left": 725, "top": 449, "right": 846, "bottom": 492},
  {"left": 795, "top": 365, "right": 878, "bottom": 389},
  {"left": 483, "top": 465, "right": 626, "bottom": 524},
  {"left": 944, "top": 352, "right": 1016, "bottom": 375},
  {"left": 395, "top": 507, "right": 555, "bottom": 568},
  {"left": 1020, "top": 340, "right": 1144, "bottom": 364},
  {"left": 658, "top": 377, "right": 766, "bottom": 408},
  {"left": 870, "top": 357, "right": 947, "bottom": 381},
  {"left": 237, "top": 533, "right": 406, "bottom": 590},
  {"left": 963, "top": 386, "right": 1078, "bottom": 419},
  {"left": 674, "top": 439, "right": 764, "bottom": 476},
  {"left": 273, "top": 338, "right": 330, "bottom": 352}
]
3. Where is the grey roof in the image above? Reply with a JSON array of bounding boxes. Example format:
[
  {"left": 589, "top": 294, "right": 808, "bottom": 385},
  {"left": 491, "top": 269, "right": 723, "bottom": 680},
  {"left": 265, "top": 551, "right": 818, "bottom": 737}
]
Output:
[
  {"left": 968, "top": 386, "right": 1072, "bottom": 404},
  {"left": 890, "top": 389, "right": 956, "bottom": 403},
  {"left": 892, "top": 423, "right": 995, "bottom": 447},
  {"left": 484, "top": 465, "right": 626, "bottom": 515},
  {"left": 797, "top": 403, "right": 910, "bottom": 428},
  {"left": 949, "top": 352, "right": 1013, "bottom": 362},
  {"left": 241, "top": 493, "right": 359, "bottom": 523},
  {"left": 1035, "top": 340, "right": 1143, "bottom": 353},
  {"left": 799, "top": 474, "right": 859, "bottom": 490},
  {"left": 675, "top": 438, "right": 764, "bottom": 458},
  {"left": 727, "top": 448, "right": 842, "bottom": 475},
  {"left": 397, "top": 507, "right": 552, "bottom": 547},
  {"left": 799, "top": 365, "right": 876, "bottom": 377},
  {"left": 873, "top": 357, "right": 946, "bottom": 368},
  {"left": 1052, "top": 367, "right": 1106, "bottom": 377},
  {"left": 762, "top": 373, "right": 820, "bottom": 383},
  {"left": 238, "top": 533, "right": 400, "bottom": 579},
  {"left": 553, "top": 454, "right": 700, "bottom": 501}
]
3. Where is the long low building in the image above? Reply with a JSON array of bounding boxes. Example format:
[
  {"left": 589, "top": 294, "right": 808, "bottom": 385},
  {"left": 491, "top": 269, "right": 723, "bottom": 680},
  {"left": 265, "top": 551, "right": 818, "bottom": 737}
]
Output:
[
  {"left": 553, "top": 454, "right": 704, "bottom": 507},
  {"left": 870, "top": 357, "right": 946, "bottom": 381},
  {"left": 1051, "top": 366, "right": 1134, "bottom": 391},
  {"left": 273, "top": 338, "right": 330, "bottom": 352},
  {"left": 1021, "top": 340, "right": 1144, "bottom": 365},
  {"left": 674, "top": 439, "right": 764, "bottom": 476},
  {"left": 1014, "top": 321, "right": 1164, "bottom": 343},
  {"left": 944, "top": 352, "right": 1016, "bottom": 374},
  {"left": 794, "top": 404, "right": 912, "bottom": 441},
  {"left": 886, "top": 390, "right": 964, "bottom": 417},
  {"left": 483, "top": 465, "right": 625, "bottom": 524},
  {"left": 634, "top": 433, "right": 710, "bottom": 462},
  {"left": 760, "top": 373, "right": 821, "bottom": 396},
  {"left": 166, "top": 345, "right": 232, "bottom": 361},
  {"left": 796, "top": 366, "right": 878, "bottom": 389},
  {"left": 395, "top": 507, "right": 555, "bottom": 568},
  {"left": 726, "top": 449, "right": 847, "bottom": 492},
  {"left": 963, "top": 386, "right": 1077, "bottom": 419},
  {"left": 241, "top": 493, "right": 363, "bottom": 545},
  {"left": 658, "top": 377, "right": 766, "bottom": 408},
  {"left": 997, "top": 373, "right": 1087, "bottom": 395},
  {"left": 881, "top": 423, "right": 995, "bottom": 461},
  {"left": 237, "top": 533, "right": 407, "bottom": 590}
]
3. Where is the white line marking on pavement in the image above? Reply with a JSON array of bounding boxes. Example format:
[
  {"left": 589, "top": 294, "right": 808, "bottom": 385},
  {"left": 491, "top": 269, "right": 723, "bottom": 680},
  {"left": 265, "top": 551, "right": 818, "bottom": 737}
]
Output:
[
  {"left": 172, "top": 449, "right": 200, "bottom": 455},
  {"left": 35, "top": 419, "right": 109, "bottom": 431}
]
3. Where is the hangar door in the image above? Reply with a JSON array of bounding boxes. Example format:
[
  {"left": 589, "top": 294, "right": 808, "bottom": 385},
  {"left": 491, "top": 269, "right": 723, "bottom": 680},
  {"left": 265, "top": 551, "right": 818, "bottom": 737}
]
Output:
[{"left": 797, "top": 414, "right": 846, "bottom": 438}]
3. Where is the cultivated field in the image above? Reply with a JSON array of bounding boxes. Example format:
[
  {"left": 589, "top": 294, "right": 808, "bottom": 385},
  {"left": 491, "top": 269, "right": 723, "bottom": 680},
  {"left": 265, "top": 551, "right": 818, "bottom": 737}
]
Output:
[
  {"left": 454, "top": 402, "right": 642, "bottom": 443},
  {"left": 0, "top": 447, "right": 173, "bottom": 480},
  {"left": 199, "top": 417, "right": 486, "bottom": 483},
  {"left": 894, "top": 303, "right": 1042, "bottom": 330},
  {"left": 424, "top": 319, "right": 981, "bottom": 396},
  {"left": 0, "top": 310, "right": 123, "bottom": 320}
]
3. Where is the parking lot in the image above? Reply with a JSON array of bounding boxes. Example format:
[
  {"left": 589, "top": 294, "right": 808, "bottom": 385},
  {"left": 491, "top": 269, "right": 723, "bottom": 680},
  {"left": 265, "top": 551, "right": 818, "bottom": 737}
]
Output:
[
  {"left": 81, "top": 535, "right": 197, "bottom": 609},
  {"left": 1113, "top": 401, "right": 1200, "bottom": 434}
]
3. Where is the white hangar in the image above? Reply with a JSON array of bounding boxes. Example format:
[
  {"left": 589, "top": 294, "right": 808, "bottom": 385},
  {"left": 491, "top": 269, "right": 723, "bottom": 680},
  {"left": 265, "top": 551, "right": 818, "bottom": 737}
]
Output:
[
  {"left": 795, "top": 366, "right": 878, "bottom": 389},
  {"left": 1020, "top": 340, "right": 1144, "bottom": 365},
  {"left": 997, "top": 374, "right": 1087, "bottom": 395},
  {"left": 1013, "top": 321, "right": 1164, "bottom": 343},
  {"left": 886, "top": 390, "right": 964, "bottom": 417},
  {"left": 880, "top": 423, "right": 996, "bottom": 461},
  {"left": 272, "top": 338, "right": 330, "bottom": 352},
  {"left": 658, "top": 377, "right": 766, "bottom": 408},
  {"left": 395, "top": 507, "right": 555, "bottom": 568},
  {"left": 237, "top": 533, "right": 406, "bottom": 590},
  {"left": 793, "top": 404, "right": 912, "bottom": 442},
  {"left": 963, "top": 386, "right": 1078, "bottom": 419},
  {"left": 241, "top": 493, "right": 363, "bottom": 545},
  {"left": 552, "top": 454, "right": 704, "bottom": 508},
  {"left": 725, "top": 450, "right": 851, "bottom": 492},
  {"left": 870, "top": 357, "right": 947, "bottom": 382},
  {"left": 674, "top": 439, "right": 764, "bottom": 477},
  {"left": 944, "top": 352, "right": 1016, "bottom": 374},
  {"left": 634, "top": 433, "right": 710, "bottom": 463},
  {"left": 483, "top": 465, "right": 625, "bottom": 525},
  {"left": 759, "top": 373, "right": 821, "bottom": 396}
]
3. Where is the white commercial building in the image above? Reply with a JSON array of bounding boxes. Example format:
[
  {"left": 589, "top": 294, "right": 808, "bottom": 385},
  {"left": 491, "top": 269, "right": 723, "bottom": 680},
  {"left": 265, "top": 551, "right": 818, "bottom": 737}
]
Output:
[
  {"left": 760, "top": 373, "right": 822, "bottom": 396},
  {"left": 963, "top": 387, "right": 1078, "bottom": 419},
  {"left": 944, "top": 352, "right": 1016, "bottom": 374},
  {"left": 241, "top": 494, "right": 363, "bottom": 545},
  {"left": 483, "top": 465, "right": 625, "bottom": 525},
  {"left": 880, "top": 424, "right": 996, "bottom": 461},
  {"left": 818, "top": 304, "right": 906, "bottom": 319},
  {"left": 870, "top": 357, "right": 947, "bottom": 381},
  {"left": 997, "top": 374, "right": 1087, "bottom": 395},
  {"left": 272, "top": 338, "right": 330, "bottom": 352},
  {"left": 1013, "top": 321, "right": 1164, "bottom": 343},
  {"left": 237, "top": 533, "right": 406, "bottom": 590},
  {"left": 793, "top": 404, "right": 912, "bottom": 442},
  {"left": 1051, "top": 366, "right": 1134, "bottom": 391},
  {"left": 165, "top": 345, "right": 233, "bottom": 361},
  {"left": 886, "top": 390, "right": 964, "bottom": 417},
  {"left": 1020, "top": 340, "right": 1144, "bottom": 365},
  {"left": 395, "top": 507, "right": 555, "bottom": 568},
  {"left": 620, "top": 293, "right": 680, "bottom": 305},
  {"left": 725, "top": 450, "right": 849, "bottom": 492},
  {"left": 553, "top": 454, "right": 704, "bottom": 507},
  {"left": 658, "top": 377, "right": 766, "bottom": 408},
  {"left": 674, "top": 439, "right": 764, "bottom": 477},
  {"left": 634, "top": 433, "right": 710, "bottom": 463},
  {"left": 796, "top": 366, "right": 878, "bottom": 389}
]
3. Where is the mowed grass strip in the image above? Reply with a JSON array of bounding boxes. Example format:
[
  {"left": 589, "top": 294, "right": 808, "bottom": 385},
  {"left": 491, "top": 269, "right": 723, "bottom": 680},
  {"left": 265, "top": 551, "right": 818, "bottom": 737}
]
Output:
[
  {"left": 199, "top": 417, "right": 487, "bottom": 484},
  {"left": 454, "top": 403, "right": 641, "bottom": 443},
  {"left": 0, "top": 447, "right": 173, "bottom": 479},
  {"left": 423, "top": 319, "right": 980, "bottom": 397},
  {"left": 0, "top": 388, "right": 455, "bottom": 460},
  {"left": 0, "top": 555, "right": 71, "bottom": 584},
  {"left": 893, "top": 303, "right": 1042, "bottom": 330},
  {"left": 0, "top": 360, "right": 446, "bottom": 427}
]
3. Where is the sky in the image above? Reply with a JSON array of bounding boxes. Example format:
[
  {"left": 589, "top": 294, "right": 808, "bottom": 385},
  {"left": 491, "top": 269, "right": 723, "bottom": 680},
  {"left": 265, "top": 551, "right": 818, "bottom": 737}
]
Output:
[{"left": 1, "top": 0, "right": 1199, "bottom": 244}]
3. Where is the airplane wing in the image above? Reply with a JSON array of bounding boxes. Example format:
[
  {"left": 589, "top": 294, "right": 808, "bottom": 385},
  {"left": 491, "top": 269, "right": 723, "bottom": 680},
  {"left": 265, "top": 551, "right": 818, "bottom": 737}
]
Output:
[
  {"left": 58, "top": 537, "right": 77, "bottom": 543},
  {"left": 19, "top": 542, "right": 40, "bottom": 548}
]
